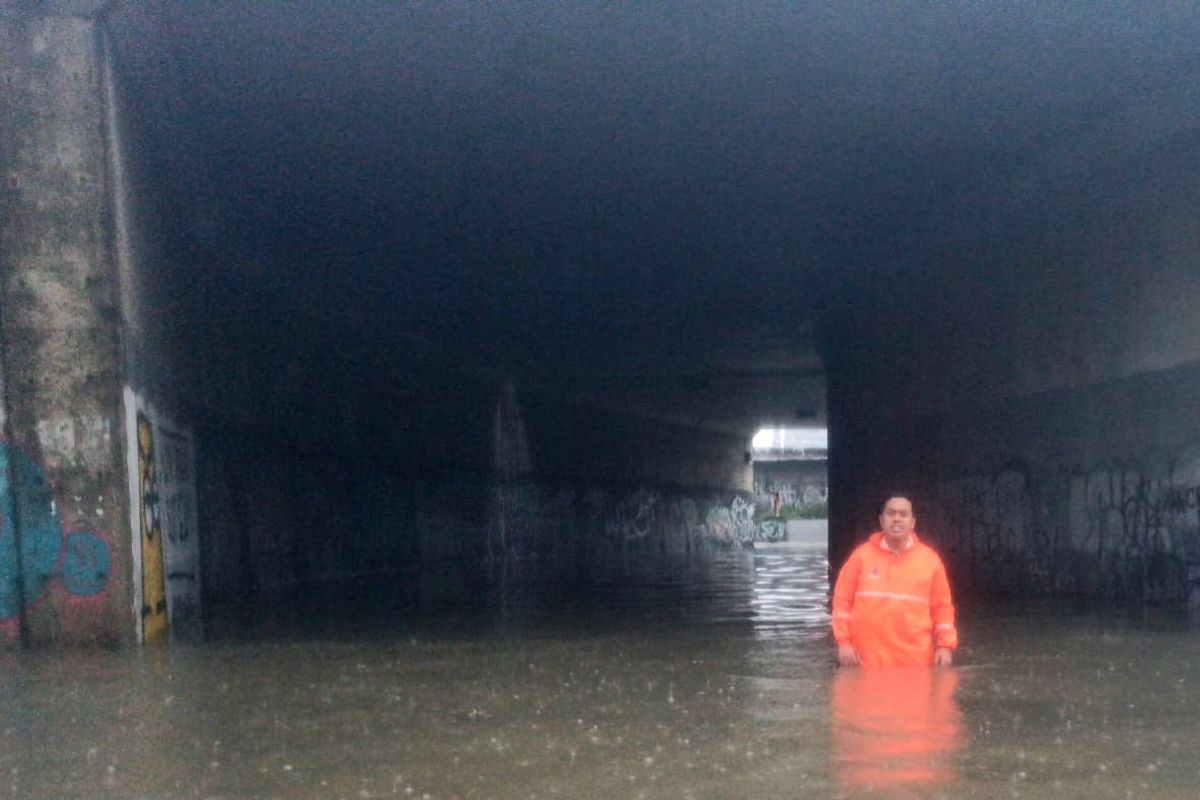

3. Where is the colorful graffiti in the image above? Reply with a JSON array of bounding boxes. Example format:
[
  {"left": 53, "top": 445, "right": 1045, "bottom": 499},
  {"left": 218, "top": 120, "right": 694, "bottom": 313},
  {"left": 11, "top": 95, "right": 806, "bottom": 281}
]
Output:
[
  {"left": 126, "top": 391, "right": 201, "bottom": 643},
  {"left": 0, "top": 442, "right": 112, "bottom": 623},
  {"left": 59, "top": 530, "right": 112, "bottom": 597},
  {"left": 137, "top": 412, "right": 168, "bottom": 642}
]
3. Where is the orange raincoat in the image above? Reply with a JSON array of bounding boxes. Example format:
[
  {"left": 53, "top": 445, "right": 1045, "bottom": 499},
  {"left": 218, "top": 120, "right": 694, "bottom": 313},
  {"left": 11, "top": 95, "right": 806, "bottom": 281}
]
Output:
[{"left": 831, "top": 532, "right": 957, "bottom": 666}]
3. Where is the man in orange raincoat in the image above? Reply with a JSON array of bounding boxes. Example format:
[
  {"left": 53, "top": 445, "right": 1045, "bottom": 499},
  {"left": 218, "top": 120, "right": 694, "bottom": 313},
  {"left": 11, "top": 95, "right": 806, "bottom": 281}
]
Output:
[{"left": 832, "top": 493, "right": 957, "bottom": 667}]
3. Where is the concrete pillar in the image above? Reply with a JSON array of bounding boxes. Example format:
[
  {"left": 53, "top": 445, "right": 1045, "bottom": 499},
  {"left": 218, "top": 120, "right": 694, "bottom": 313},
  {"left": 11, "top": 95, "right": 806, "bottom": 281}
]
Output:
[{"left": 0, "top": 3, "right": 133, "bottom": 646}]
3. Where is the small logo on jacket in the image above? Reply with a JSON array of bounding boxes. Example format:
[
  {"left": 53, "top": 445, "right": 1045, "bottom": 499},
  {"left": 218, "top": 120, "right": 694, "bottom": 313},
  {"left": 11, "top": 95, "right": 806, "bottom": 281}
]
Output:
[{"left": 868, "top": 566, "right": 880, "bottom": 580}]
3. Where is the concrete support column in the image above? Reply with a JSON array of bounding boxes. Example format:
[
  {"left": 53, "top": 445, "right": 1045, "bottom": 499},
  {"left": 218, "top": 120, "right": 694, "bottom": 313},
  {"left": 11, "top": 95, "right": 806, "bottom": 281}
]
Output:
[{"left": 0, "top": 4, "right": 133, "bottom": 646}]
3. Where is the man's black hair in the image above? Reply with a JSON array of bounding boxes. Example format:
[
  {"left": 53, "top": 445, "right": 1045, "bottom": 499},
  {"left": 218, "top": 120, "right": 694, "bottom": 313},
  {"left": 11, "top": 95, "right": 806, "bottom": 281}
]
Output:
[{"left": 879, "top": 491, "right": 915, "bottom": 514}]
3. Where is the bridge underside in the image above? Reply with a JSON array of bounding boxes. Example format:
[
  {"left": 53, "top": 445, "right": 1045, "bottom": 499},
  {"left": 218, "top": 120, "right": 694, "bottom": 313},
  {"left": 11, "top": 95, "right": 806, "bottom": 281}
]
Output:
[{"left": 2, "top": 2, "right": 1200, "bottom": 644}]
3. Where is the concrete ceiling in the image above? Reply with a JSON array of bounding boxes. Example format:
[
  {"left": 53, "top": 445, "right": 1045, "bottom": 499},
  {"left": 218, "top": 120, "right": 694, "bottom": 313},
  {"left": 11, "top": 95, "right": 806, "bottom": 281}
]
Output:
[{"left": 106, "top": 2, "right": 1200, "bottom": 434}]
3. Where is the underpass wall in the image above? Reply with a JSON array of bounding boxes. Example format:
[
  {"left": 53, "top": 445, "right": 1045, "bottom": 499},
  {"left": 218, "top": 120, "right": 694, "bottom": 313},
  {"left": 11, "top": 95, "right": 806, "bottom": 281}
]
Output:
[
  {"left": 106, "top": 29, "right": 208, "bottom": 645},
  {"left": 4, "top": 7, "right": 749, "bottom": 641},
  {"left": 192, "top": 374, "right": 755, "bottom": 631},
  {"left": 489, "top": 387, "right": 755, "bottom": 558},
  {"left": 191, "top": 375, "right": 497, "bottom": 629},
  {"left": 488, "top": 392, "right": 755, "bottom": 561},
  {"left": 925, "top": 365, "right": 1200, "bottom": 604},
  {"left": 830, "top": 362, "right": 1200, "bottom": 606},
  {"left": 0, "top": 5, "right": 223, "bottom": 646},
  {"left": 0, "top": 10, "right": 136, "bottom": 647},
  {"left": 822, "top": 134, "right": 1200, "bottom": 607}
]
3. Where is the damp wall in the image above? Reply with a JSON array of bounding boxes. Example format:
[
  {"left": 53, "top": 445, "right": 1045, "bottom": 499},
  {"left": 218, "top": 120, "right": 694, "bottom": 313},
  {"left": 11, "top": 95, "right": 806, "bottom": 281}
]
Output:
[
  {"left": 488, "top": 387, "right": 755, "bottom": 562},
  {"left": 194, "top": 376, "right": 756, "bottom": 627},
  {"left": 0, "top": 6, "right": 199, "bottom": 647},
  {"left": 821, "top": 130, "right": 1200, "bottom": 607},
  {"left": 0, "top": 10, "right": 135, "bottom": 646}
]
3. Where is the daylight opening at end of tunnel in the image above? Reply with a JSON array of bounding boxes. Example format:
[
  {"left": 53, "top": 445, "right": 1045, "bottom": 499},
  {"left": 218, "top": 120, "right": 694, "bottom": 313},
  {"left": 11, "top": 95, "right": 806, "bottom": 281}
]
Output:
[{"left": 752, "top": 427, "right": 829, "bottom": 547}]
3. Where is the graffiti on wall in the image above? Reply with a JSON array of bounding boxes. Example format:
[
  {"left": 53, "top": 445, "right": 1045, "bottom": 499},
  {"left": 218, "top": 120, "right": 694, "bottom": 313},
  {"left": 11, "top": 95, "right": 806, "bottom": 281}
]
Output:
[
  {"left": 602, "top": 488, "right": 657, "bottom": 542},
  {"left": 936, "top": 465, "right": 1062, "bottom": 593},
  {"left": 752, "top": 459, "right": 828, "bottom": 520},
  {"left": 486, "top": 381, "right": 757, "bottom": 559},
  {"left": 938, "top": 467, "right": 1035, "bottom": 561},
  {"left": 157, "top": 422, "right": 199, "bottom": 635},
  {"left": 136, "top": 413, "right": 167, "bottom": 641},
  {"left": 754, "top": 482, "right": 829, "bottom": 509},
  {"left": 488, "top": 484, "right": 573, "bottom": 561},
  {"left": 756, "top": 517, "right": 787, "bottom": 543},
  {"left": 1068, "top": 457, "right": 1200, "bottom": 600},
  {"left": 487, "top": 483, "right": 758, "bottom": 560},
  {"left": 125, "top": 389, "right": 201, "bottom": 643},
  {"left": 936, "top": 446, "right": 1200, "bottom": 601},
  {"left": 705, "top": 496, "right": 756, "bottom": 545},
  {"left": 0, "top": 442, "right": 113, "bottom": 634}
]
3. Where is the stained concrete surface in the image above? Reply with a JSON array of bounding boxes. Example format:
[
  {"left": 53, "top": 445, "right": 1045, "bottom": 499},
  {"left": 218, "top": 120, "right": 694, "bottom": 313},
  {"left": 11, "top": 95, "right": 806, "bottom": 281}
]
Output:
[{"left": 2, "top": 542, "right": 1198, "bottom": 799}]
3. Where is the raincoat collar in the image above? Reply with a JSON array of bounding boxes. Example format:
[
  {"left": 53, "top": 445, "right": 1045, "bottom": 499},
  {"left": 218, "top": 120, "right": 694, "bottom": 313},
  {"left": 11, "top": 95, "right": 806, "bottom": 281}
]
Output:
[{"left": 873, "top": 530, "right": 918, "bottom": 553}]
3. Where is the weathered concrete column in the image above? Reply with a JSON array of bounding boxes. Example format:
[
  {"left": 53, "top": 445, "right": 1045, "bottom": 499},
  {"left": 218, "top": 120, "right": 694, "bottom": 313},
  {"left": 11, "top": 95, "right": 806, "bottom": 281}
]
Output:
[{"left": 0, "top": 2, "right": 133, "bottom": 646}]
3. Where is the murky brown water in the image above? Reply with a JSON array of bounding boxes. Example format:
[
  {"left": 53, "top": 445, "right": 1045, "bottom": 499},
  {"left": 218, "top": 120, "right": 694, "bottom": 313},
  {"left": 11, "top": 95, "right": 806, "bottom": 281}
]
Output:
[{"left": 2, "top": 542, "right": 1199, "bottom": 799}]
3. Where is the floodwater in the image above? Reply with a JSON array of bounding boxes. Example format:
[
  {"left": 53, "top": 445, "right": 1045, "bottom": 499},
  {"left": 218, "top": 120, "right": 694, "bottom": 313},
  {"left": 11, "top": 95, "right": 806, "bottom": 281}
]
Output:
[{"left": 3, "top": 542, "right": 1200, "bottom": 800}]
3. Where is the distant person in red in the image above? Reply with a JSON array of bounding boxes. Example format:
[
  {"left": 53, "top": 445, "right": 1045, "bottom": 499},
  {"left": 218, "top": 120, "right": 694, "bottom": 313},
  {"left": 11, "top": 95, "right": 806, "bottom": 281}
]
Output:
[
  {"left": 832, "top": 493, "right": 957, "bottom": 667},
  {"left": 770, "top": 491, "right": 782, "bottom": 516}
]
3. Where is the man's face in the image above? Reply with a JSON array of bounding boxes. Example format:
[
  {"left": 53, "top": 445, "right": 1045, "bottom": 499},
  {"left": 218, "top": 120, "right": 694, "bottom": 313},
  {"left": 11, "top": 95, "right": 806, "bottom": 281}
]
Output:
[{"left": 879, "top": 497, "right": 915, "bottom": 547}]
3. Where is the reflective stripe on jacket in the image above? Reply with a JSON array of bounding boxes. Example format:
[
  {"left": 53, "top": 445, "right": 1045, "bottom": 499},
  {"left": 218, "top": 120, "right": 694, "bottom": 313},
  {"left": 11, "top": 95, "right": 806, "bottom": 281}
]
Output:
[{"left": 831, "top": 532, "right": 957, "bottom": 666}]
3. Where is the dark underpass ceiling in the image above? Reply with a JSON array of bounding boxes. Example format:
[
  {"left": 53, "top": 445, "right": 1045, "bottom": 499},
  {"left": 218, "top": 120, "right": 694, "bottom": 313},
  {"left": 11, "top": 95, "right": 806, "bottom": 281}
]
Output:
[{"left": 107, "top": 2, "right": 1200, "bottom": 434}]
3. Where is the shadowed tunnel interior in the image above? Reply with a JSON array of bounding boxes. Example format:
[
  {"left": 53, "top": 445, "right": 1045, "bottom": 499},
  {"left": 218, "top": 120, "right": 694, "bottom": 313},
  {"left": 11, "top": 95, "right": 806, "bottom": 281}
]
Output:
[{"left": 4, "top": 2, "right": 1200, "bottom": 644}]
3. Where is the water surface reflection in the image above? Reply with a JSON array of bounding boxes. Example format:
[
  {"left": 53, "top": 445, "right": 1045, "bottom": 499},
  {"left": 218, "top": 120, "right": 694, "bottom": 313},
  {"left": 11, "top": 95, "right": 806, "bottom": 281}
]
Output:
[
  {"left": 832, "top": 667, "right": 962, "bottom": 797},
  {"left": 3, "top": 544, "right": 1200, "bottom": 799}
]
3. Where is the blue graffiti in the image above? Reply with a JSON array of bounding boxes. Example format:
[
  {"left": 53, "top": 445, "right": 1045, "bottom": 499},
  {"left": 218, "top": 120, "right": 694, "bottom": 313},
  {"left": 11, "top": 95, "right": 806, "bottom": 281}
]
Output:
[
  {"left": 60, "top": 531, "right": 110, "bottom": 598},
  {"left": 0, "top": 445, "right": 110, "bottom": 618},
  {"left": 0, "top": 445, "right": 64, "bottom": 619}
]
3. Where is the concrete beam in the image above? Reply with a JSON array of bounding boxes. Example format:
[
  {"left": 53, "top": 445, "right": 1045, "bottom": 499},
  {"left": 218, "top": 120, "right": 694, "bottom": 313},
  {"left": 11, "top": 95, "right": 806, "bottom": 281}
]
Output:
[{"left": 0, "top": 9, "right": 133, "bottom": 645}]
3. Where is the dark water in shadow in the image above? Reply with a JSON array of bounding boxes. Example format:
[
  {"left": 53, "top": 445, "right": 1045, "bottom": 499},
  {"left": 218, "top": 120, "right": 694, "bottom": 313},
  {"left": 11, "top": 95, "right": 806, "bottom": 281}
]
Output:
[{"left": 3, "top": 543, "right": 1199, "bottom": 799}]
